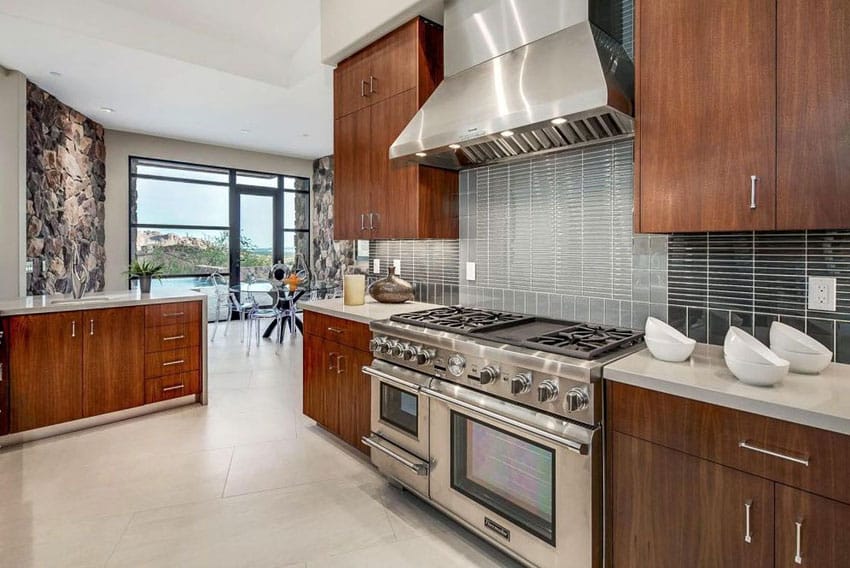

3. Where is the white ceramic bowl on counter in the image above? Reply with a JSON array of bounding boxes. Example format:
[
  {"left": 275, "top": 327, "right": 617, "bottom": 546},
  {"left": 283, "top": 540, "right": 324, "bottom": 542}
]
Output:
[
  {"left": 725, "top": 355, "right": 790, "bottom": 387},
  {"left": 723, "top": 327, "right": 790, "bottom": 386},
  {"left": 769, "top": 321, "right": 832, "bottom": 374},
  {"left": 644, "top": 317, "right": 696, "bottom": 362}
]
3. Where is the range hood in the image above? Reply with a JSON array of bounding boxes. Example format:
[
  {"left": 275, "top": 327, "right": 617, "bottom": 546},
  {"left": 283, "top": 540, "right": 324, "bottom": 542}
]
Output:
[{"left": 390, "top": 0, "right": 634, "bottom": 170}]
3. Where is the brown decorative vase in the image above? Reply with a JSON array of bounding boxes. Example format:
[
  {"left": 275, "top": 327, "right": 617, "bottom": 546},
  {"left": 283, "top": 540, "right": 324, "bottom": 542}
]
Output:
[{"left": 368, "top": 266, "right": 414, "bottom": 303}]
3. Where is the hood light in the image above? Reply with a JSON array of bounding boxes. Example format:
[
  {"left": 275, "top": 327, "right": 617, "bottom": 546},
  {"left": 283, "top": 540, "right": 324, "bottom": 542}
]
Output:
[
  {"left": 551, "top": 117, "right": 567, "bottom": 125},
  {"left": 415, "top": 152, "right": 427, "bottom": 157},
  {"left": 500, "top": 130, "right": 514, "bottom": 137}
]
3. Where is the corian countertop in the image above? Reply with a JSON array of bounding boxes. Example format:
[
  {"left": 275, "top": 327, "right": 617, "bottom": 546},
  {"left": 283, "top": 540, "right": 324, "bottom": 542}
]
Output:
[
  {"left": 604, "top": 344, "right": 850, "bottom": 435},
  {"left": 301, "top": 297, "right": 441, "bottom": 324},
  {"left": 0, "top": 289, "right": 206, "bottom": 317}
]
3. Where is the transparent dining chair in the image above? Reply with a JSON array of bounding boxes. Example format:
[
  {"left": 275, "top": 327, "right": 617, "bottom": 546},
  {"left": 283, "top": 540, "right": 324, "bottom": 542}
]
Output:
[
  {"left": 206, "top": 272, "right": 230, "bottom": 341},
  {"left": 243, "top": 281, "right": 282, "bottom": 354}
]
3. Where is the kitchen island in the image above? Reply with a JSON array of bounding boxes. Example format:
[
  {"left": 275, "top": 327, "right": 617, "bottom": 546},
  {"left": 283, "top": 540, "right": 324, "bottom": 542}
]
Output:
[{"left": 0, "top": 289, "right": 207, "bottom": 445}]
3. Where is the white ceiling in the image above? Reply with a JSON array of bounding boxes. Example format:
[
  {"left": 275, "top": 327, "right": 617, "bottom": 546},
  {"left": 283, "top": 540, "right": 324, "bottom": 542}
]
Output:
[{"left": 0, "top": 0, "right": 333, "bottom": 159}]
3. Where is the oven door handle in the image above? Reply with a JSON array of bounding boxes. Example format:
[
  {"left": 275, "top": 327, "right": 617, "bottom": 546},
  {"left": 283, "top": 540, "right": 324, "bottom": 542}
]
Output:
[
  {"left": 361, "top": 435, "right": 430, "bottom": 476},
  {"left": 362, "top": 365, "right": 423, "bottom": 393},
  {"left": 422, "top": 387, "right": 589, "bottom": 455}
]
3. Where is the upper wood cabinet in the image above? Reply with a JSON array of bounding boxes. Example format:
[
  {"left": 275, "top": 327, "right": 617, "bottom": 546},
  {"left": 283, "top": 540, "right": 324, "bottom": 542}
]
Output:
[
  {"left": 776, "top": 0, "right": 850, "bottom": 230},
  {"left": 333, "top": 17, "right": 458, "bottom": 241},
  {"left": 636, "top": 0, "right": 850, "bottom": 233},
  {"left": 636, "top": 0, "right": 776, "bottom": 233}
]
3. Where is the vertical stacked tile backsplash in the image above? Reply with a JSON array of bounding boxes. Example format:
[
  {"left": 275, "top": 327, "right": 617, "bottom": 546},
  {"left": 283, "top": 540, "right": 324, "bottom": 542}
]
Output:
[{"left": 368, "top": 240, "right": 460, "bottom": 305}]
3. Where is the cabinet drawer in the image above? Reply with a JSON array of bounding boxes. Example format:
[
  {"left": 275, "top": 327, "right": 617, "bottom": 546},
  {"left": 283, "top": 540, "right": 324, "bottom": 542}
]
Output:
[
  {"left": 145, "top": 301, "right": 201, "bottom": 328},
  {"left": 144, "top": 347, "right": 200, "bottom": 379},
  {"left": 145, "top": 323, "right": 200, "bottom": 353},
  {"left": 304, "top": 311, "right": 370, "bottom": 352},
  {"left": 145, "top": 371, "right": 200, "bottom": 403},
  {"left": 609, "top": 382, "right": 850, "bottom": 505}
]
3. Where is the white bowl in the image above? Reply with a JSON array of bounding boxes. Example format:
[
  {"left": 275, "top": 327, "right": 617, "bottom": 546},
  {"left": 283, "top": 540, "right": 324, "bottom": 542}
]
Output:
[
  {"left": 645, "top": 335, "right": 696, "bottom": 362},
  {"left": 646, "top": 316, "right": 691, "bottom": 343},
  {"left": 724, "top": 327, "right": 786, "bottom": 365},
  {"left": 770, "top": 321, "right": 833, "bottom": 356},
  {"left": 771, "top": 344, "right": 832, "bottom": 374},
  {"left": 725, "top": 355, "right": 789, "bottom": 386}
]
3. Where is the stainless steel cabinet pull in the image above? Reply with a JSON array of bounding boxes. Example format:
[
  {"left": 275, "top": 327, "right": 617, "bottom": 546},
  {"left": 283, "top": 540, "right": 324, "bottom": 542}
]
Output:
[
  {"left": 164, "top": 312, "right": 185, "bottom": 318},
  {"left": 369, "top": 75, "right": 376, "bottom": 94},
  {"left": 0, "top": 362, "right": 3, "bottom": 383},
  {"left": 360, "top": 213, "right": 366, "bottom": 231},
  {"left": 162, "top": 335, "right": 185, "bottom": 341},
  {"left": 744, "top": 500, "right": 753, "bottom": 543},
  {"left": 72, "top": 321, "right": 76, "bottom": 338},
  {"left": 336, "top": 355, "right": 345, "bottom": 375},
  {"left": 361, "top": 79, "right": 368, "bottom": 97},
  {"left": 361, "top": 435, "right": 429, "bottom": 476},
  {"left": 162, "top": 359, "right": 185, "bottom": 367},
  {"left": 327, "top": 327, "right": 344, "bottom": 334},
  {"left": 738, "top": 440, "right": 810, "bottom": 466},
  {"left": 162, "top": 384, "right": 185, "bottom": 392},
  {"left": 750, "top": 175, "right": 759, "bottom": 209},
  {"left": 368, "top": 212, "right": 376, "bottom": 230},
  {"left": 90, "top": 319, "right": 95, "bottom": 336},
  {"left": 328, "top": 351, "right": 338, "bottom": 371},
  {"left": 795, "top": 519, "right": 803, "bottom": 564}
]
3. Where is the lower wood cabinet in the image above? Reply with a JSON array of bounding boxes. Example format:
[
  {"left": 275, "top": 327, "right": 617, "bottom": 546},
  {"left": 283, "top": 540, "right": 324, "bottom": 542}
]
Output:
[
  {"left": 608, "top": 382, "right": 850, "bottom": 567},
  {"left": 303, "top": 313, "right": 371, "bottom": 455}
]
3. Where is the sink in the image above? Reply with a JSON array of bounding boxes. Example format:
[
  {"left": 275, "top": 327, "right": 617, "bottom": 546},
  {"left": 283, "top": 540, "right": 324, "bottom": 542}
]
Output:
[{"left": 49, "top": 296, "right": 120, "bottom": 305}]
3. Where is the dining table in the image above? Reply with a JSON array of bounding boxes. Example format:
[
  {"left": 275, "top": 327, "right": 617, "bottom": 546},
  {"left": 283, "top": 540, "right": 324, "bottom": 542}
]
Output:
[{"left": 231, "top": 281, "right": 339, "bottom": 341}]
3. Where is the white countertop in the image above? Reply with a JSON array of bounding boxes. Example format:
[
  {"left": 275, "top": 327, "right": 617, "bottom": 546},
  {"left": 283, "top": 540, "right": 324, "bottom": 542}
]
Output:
[
  {"left": 301, "top": 297, "right": 441, "bottom": 324},
  {"left": 0, "top": 289, "right": 206, "bottom": 317},
  {"left": 605, "top": 344, "right": 850, "bottom": 435}
]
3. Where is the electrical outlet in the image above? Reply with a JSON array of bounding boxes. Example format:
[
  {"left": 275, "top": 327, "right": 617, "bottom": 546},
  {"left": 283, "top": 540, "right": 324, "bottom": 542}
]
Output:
[
  {"left": 466, "top": 262, "right": 476, "bottom": 281},
  {"left": 373, "top": 259, "right": 380, "bottom": 273},
  {"left": 393, "top": 259, "right": 401, "bottom": 275},
  {"left": 25, "top": 260, "right": 34, "bottom": 274},
  {"left": 809, "top": 276, "right": 837, "bottom": 311}
]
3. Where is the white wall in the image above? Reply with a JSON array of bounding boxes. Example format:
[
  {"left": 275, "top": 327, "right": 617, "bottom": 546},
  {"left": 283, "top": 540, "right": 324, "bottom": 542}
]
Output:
[
  {"left": 104, "top": 130, "right": 314, "bottom": 291},
  {"left": 0, "top": 68, "right": 26, "bottom": 300},
  {"left": 320, "top": 0, "right": 444, "bottom": 65}
]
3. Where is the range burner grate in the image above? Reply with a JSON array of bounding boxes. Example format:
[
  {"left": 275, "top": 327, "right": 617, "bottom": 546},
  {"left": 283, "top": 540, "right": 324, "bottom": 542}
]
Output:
[
  {"left": 524, "top": 325, "right": 644, "bottom": 359},
  {"left": 391, "top": 306, "right": 532, "bottom": 334}
]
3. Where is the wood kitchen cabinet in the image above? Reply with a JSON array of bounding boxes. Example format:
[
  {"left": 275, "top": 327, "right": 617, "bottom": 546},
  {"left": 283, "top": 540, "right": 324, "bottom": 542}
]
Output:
[
  {"left": 8, "top": 311, "right": 83, "bottom": 432},
  {"left": 333, "top": 17, "right": 458, "bottom": 241},
  {"left": 0, "top": 319, "right": 9, "bottom": 436},
  {"left": 303, "top": 312, "right": 371, "bottom": 455},
  {"left": 635, "top": 0, "right": 776, "bottom": 233},
  {"left": 608, "top": 382, "right": 850, "bottom": 567}
]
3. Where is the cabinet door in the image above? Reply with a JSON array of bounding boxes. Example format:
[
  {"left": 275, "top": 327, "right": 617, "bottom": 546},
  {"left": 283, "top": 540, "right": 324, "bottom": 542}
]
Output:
[
  {"left": 333, "top": 52, "right": 371, "bottom": 119},
  {"left": 612, "top": 432, "right": 774, "bottom": 567},
  {"left": 9, "top": 312, "right": 83, "bottom": 432},
  {"left": 333, "top": 107, "right": 372, "bottom": 240},
  {"left": 366, "top": 20, "right": 418, "bottom": 107},
  {"left": 777, "top": 0, "right": 850, "bottom": 229},
  {"left": 775, "top": 485, "right": 850, "bottom": 567},
  {"left": 0, "top": 319, "right": 9, "bottom": 436},
  {"left": 637, "top": 0, "right": 776, "bottom": 232},
  {"left": 337, "top": 345, "right": 372, "bottom": 454},
  {"left": 303, "top": 333, "right": 326, "bottom": 424},
  {"left": 83, "top": 307, "right": 145, "bottom": 416}
]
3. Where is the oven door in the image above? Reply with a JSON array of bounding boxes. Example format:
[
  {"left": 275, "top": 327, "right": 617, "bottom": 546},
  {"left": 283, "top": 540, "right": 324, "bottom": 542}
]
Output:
[
  {"left": 426, "top": 379, "right": 600, "bottom": 568},
  {"left": 364, "top": 360, "right": 430, "bottom": 460}
]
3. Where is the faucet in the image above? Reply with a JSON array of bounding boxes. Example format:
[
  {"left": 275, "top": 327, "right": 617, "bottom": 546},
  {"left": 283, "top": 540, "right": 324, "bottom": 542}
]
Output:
[{"left": 70, "top": 244, "right": 89, "bottom": 299}]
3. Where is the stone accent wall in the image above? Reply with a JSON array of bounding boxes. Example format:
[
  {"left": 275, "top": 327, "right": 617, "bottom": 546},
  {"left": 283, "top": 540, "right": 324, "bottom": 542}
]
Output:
[
  {"left": 310, "top": 155, "right": 353, "bottom": 283},
  {"left": 26, "top": 82, "right": 106, "bottom": 295}
]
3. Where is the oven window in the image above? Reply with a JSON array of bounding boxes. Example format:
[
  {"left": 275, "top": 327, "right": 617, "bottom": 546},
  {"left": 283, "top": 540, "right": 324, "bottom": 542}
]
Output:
[
  {"left": 450, "top": 411, "right": 555, "bottom": 545},
  {"left": 380, "top": 383, "right": 418, "bottom": 436}
]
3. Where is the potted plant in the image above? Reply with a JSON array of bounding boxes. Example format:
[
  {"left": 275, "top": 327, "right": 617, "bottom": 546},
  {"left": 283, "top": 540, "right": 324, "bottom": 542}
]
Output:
[{"left": 125, "top": 259, "right": 165, "bottom": 293}]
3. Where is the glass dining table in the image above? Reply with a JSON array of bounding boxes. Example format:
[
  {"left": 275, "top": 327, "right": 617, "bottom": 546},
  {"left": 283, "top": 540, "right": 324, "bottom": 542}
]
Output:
[{"left": 231, "top": 281, "right": 340, "bottom": 341}]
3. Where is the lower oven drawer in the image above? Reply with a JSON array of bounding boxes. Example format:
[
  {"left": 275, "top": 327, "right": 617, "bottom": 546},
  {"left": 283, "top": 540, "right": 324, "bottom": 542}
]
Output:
[{"left": 363, "top": 434, "right": 429, "bottom": 498}]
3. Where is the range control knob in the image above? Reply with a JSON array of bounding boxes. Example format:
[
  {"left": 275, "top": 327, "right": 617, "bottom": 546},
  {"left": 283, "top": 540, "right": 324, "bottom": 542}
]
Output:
[
  {"left": 447, "top": 354, "right": 466, "bottom": 377},
  {"left": 416, "top": 348, "right": 436, "bottom": 365},
  {"left": 510, "top": 373, "right": 532, "bottom": 394},
  {"left": 369, "top": 336, "right": 387, "bottom": 353},
  {"left": 402, "top": 345, "right": 419, "bottom": 361},
  {"left": 565, "top": 387, "right": 590, "bottom": 412},
  {"left": 537, "top": 380, "right": 559, "bottom": 403},
  {"left": 478, "top": 366, "right": 500, "bottom": 385},
  {"left": 380, "top": 339, "right": 396, "bottom": 355},
  {"left": 391, "top": 342, "right": 408, "bottom": 358}
]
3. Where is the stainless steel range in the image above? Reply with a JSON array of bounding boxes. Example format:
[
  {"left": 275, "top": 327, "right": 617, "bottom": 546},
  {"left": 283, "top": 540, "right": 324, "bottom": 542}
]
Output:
[{"left": 361, "top": 306, "right": 644, "bottom": 568}]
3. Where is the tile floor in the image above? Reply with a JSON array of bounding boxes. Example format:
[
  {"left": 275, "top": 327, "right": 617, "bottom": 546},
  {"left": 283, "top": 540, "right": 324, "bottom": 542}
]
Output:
[{"left": 0, "top": 323, "right": 520, "bottom": 567}]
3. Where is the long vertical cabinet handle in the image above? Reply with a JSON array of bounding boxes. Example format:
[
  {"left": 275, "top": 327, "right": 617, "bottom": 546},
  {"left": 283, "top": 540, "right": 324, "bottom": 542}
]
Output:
[
  {"left": 328, "top": 352, "right": 338, "bottom": 371},
  {"left": 360, "top": 214, "right": 366, "bottom": 231},
  {"left": 750, "top": 175, "right": 759, "bottom": 209},
  {"left": 369, "top": 213, "right": 376, "bottom": 230},
  {"left": 71, "top": 320, "right": 76, "bottom": 338},
  {"left": 336, "top": 355, "right": 345, "bottom": 375},
  {"left": 794, "top": 519, "right": 803, "bottom": 565},
  {"left": 361, "top": 80, "right": 368, "bottom": 97},
  {"left": 369, "top": 75, "right": 376, "bottom": 94},
  {"left": 90, "top": 319, "right": 95, "bottom": 336},
  {"left": 744, "top": 500, "right": 753, "bottom": 543}
]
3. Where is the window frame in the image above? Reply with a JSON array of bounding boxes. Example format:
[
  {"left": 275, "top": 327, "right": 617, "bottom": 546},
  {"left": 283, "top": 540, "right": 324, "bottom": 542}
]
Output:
[{"left": 128, "top": 156, "right": 310, "bottom": 289}]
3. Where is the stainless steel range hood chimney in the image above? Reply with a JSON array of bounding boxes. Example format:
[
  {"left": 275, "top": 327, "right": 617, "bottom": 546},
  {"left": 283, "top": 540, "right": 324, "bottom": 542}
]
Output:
[{"left": 390, "top": 0, "right": 634, "bottom": 170}]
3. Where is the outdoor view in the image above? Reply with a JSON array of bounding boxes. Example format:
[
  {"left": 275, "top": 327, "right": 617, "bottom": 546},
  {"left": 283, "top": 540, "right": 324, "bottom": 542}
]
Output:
[{"left": 129, "top": 159, "right": 309, "bottom": 288}]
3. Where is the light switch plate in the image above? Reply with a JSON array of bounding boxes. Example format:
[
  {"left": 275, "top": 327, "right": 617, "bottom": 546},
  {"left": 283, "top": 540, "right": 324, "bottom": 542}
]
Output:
[
  {"left": 393, "top": 259, "right": 401, "bottom": 275},
  {"left": 809, "top": 276, "right": 837, "bottom": 311},
  {"left": 373, "top": 259, "right": 380, "bottom": 273},
  {"left": 466, "top": 262, "right": 476, "bottom": 281}
]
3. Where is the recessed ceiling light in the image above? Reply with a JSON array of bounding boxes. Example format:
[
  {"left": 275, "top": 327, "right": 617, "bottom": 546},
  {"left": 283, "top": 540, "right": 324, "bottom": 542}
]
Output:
[
  {"left": 448, "top": 144, "right": 461, "bottom": 149},
  {"left": 49, "top": 71, "right": 62, "bottom": 77},
  {"left": 551, "top": 117, "right": 567, "bottom": 125},
  {"left": 99, "top": 107, "right": 114, "bottom": 113},
  {"left": 415, "top": 152, "right": 427, "bottom": 157},
  {"left": 500, "top": 130, "right": 514, "bottom": 137},
  {"left": 240, "top": 129, "right": 251, "bottom": 134}
]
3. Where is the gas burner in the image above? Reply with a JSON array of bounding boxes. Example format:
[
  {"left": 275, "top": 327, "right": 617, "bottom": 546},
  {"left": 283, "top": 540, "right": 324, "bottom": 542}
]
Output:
[
  {"left": 524, "top": 325, "right": 644, "bottom": 360},
  {"left": 392, "top": 306, "right": 532, "bottom": 334}
]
